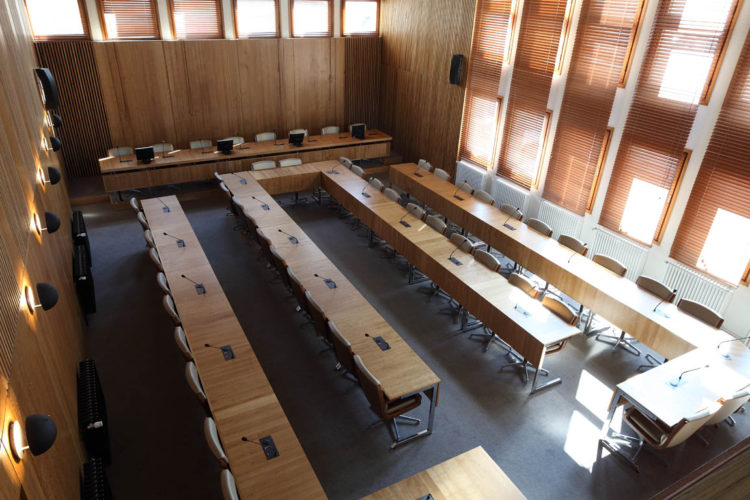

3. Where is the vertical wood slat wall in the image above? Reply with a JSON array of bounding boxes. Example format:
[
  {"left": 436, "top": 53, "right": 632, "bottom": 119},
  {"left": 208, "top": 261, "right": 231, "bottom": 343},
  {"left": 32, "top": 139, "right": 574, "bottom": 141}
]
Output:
[{"left": 345, "top": 36, "right": 381, "bottom": 128}]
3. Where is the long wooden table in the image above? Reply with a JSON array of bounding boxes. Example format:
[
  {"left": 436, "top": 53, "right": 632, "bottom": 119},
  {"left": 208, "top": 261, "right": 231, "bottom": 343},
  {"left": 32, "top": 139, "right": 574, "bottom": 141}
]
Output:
[
  {"left": 362, "top": 447, "right": 527, "bottom": 499},
  {"left": 141, "top": 197, "right": 325, "bottom": 499},
  {"left": 100, "top": 130, "right": 391, "bottom": 193}
]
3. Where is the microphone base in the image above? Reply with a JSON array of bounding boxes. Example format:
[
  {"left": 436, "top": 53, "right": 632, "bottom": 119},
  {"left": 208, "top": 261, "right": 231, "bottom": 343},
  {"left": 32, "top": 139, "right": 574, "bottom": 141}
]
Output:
[
  {"left": 324, "top": 279, "right": 337, "bottom": 289},
  {"left": 414, "top": 172, "right": 423, "bottom": 177},
  {"left": 195, "top": 284, "right": 206, "bottom": 295},
  {"left": 448, "top": 257, "right": 462, "bottom": 266},
  {"left": 654, "top": 308, "right": 670, "bottom": 319},
  {"left": 288, "top": 237, "right": 299, "bottom": 245},
  {"left": 220, "top": 345, "right": 235, "bottom": 360},
  {"left": 361, "top": 192, "right": 371, "bottom": 198},
  {"left": 453, "top": 195, "right": 464, "bottom": 201},
  {"left": 514, "top": 304, "right": 530, "bottom": 317},
  {"left": 668, "top": 378, "right": 686, "bottom": 388},
  {"left": 162, "top": 206, "right": 170, "bottom": 213},
  {"left": 503, "top": 223, "right": 516, "bottom": 231},
  {"left": 240, "top": 179, "right": 247, "bottom": 185},
  {"left": 261, "top": 204, "right": 270, "bottom": 211},
  {"left": 372, "top": 336, "right": 391, "bottom": 351},
  {"left": 326, "top": 170, "right": 339, "bottom": 175},
  {"left": 176, "top": 239, "right": 185, "bottom": 248},
  {"left": 399, "top": 221, "right": 411, "bottom": 228}
]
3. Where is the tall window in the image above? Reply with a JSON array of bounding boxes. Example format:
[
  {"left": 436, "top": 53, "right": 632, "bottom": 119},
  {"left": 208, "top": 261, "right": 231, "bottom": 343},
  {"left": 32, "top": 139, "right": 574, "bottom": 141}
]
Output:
[
  {"left": 25, "top": 0, "right": 88, "bottom": 39},
  {"left": 235, "top": 0, "right": 279, "bottom": 38},
  {"left": 543, "top": 0, "right": 644, "bottom": 215},
  {"left": 291, "top": 0, "right": 332, "bottom": 37},
  {"left": 671, "top": 35, "right": 750, "bottom": 285},
  {"left": 342, "top": 0, "right": 378, "bottom": 36},
  {"left": 598, "top": 0, "right": 739, "bottom": 245},
  {"left": 496, "top": 0, "right": 572, "bottom": 189},
  {"left": 100, "top": 0, "right": 159, "bottom": 40},
  {"left": 458, "top": 0, "right": 516, "bottom": 169},
  {"left": 169, "top": 0, "right": 223, "bottom": 39}
]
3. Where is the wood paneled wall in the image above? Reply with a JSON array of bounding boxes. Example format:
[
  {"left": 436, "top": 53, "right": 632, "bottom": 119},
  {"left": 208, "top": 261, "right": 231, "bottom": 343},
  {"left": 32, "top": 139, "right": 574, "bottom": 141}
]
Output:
[
  {"left": 0, "top": 1, "right": 86, "bottom": 498},
  {"left": 379, "top": 0, "right": 476, "bottom": 176},
  {"left": 345, "top": 36, "right": 381, "bottom": 128}
]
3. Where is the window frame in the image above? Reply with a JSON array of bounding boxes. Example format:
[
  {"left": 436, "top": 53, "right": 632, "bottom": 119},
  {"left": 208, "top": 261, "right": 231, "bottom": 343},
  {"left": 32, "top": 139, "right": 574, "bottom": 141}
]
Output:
[
  {"left": 700, "top": 0, "right": 743, "bottom": 104},
  {"left": 168, "top": 0, "right": 225, "bottom": 40},
  {"left": 24, "top": 0, "right": 91, "bottom": 40},
  {"left": 233, "top": 0, "right": 280, "bottom": 38},
  {"left": 97, "top": 0, "right": 161, "bottom": 40},
  {"left": 618, "top": 0, "right": 648, "bottom": 87},
  {"left": 290, "top": 0, "right": 333, "bottom": 38},
  {"left": 586, "top": 127, "right": 613, "bottom": 214},
  {"left": 341, "top": 0, "right": 379, "bottom": 37}
]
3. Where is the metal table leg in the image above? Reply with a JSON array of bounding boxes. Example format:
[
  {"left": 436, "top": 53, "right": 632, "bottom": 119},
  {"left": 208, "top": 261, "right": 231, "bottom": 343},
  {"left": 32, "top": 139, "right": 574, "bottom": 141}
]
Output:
[{"left": 390, "top": 384, "right": 437, "bottom": 449}]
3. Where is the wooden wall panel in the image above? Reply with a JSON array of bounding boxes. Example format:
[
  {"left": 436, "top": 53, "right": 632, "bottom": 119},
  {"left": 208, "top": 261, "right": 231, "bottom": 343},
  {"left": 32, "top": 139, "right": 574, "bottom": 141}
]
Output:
[
  {"left": 345, "top": 36, "right": 381, "bottom": 128},
  {"left": 238, "top": 39, "right": 283, "bottom": 136},
  {"left": 378, "top": 0, "right": 476, "bottom": 175}
]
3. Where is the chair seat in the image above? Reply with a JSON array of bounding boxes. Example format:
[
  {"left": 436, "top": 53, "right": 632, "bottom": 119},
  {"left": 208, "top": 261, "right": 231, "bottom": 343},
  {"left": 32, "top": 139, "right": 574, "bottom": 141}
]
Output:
[
  {"left": 625, "top": 407, "right": 669, "bottom": 447},
  {"left": 384, "top": 394, "right": 422, "bottom": 418}
]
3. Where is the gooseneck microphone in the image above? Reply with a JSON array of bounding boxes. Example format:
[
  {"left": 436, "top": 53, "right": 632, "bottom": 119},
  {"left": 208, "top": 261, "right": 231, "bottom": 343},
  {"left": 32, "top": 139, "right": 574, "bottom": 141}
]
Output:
[
  {"left": 278, "top": 228, "right": 298, "bottom": 244},
  {"left": 567, "top": 243, "right": 587, "bottom": 264},
  {"left": 230, "top": 172, "right": 248, "bottom": 184},
  {"left": 448, "top": 246, "right": 463, "bottom": 266},
  {"left": 653, "top": 290, "right": 677, "bottom": 313},
  {"left": 669, "top": 364, "right": 710, "bottom": 387},
  {"left": 399, "top": 208, "right": 416, "bottom": 227},
  {"left": 156, "top": 197, "right": 170, "bottom": 213},
  {"left": 251, "top": 196, "right": 270, "bottom": 211},
  {"left": 361, "top": 178, "right": 372, "bottom": 198},
  {"left": 163, "top": 232, "right": 186, "bottom": 247},
  {"left": 181, "top": 274, "right": 206, "bottom": 295},
  {"left": 452, "top": 180, "right": 467, "bottom": 201},
  {"left": 413, "top": 164, "right": 424, "bottom": 177},
  {"left": 717, "top": 334, "right": 750, "bottom": 360},
  {"left": 161, "top": 140, "right": 175, "bottom": 158},
  {"left": 502, "top": 211, "right": 519, "bottom": 230},
  {"left": 314, "top": 273, "right": 337, "bottom": 289},
  {"left": 205, "top": 343, "right": 235, "bottom": 360},
  {"left": 242, "top": 437, "right": 262, "bottom": 446}
]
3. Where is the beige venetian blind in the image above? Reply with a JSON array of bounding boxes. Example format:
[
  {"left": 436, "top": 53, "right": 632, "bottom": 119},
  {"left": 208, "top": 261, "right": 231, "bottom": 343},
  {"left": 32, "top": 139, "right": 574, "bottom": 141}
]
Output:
[
  {"left": 291, "top": 0, "right": 333, "bottom": 37},
  {"left": 100, "top": 0, "right": 159, "bottom": 40},
  {"left": 458, "top": 0, "right": 515, "bottom": 169},
  {"left": 170, "top": 0, "right": 223, "bottom": 39},
  {"left": 496, "top": 0, "right": 569, "bottom": 189},
  {"left": 543, "top": 0, "right": 643, "bottom": 215},
  {"left": 598, "top": 0, "right": 739, "bottom": 244}
]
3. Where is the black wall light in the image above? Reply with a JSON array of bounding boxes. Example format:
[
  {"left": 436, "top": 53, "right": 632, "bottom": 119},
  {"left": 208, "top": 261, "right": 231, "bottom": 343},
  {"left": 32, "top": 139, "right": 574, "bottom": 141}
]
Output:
[
  {"left": 9, "top": 414, "right": 58, "bottom": 461},
  {"left": 33, "top": 211, "right": 61, "bottom": 235},
  {"left": 33, "top": 68, "right": 59, "bottom": 110},
  {"left": 48, "top": 136, "right": 62, "bottom": 152},
  {"left": 25, "top": 283, "right": 59, "bottom": 314},
  {"left": 40, "top": 166, "right": 62, "bottom": 186}
]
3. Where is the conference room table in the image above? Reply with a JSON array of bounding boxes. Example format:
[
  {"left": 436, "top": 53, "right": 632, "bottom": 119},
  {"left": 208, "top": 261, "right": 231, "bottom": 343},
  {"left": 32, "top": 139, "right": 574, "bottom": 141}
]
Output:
[{"left": 141, "top": 197, "right": 326, "bottom": 499}]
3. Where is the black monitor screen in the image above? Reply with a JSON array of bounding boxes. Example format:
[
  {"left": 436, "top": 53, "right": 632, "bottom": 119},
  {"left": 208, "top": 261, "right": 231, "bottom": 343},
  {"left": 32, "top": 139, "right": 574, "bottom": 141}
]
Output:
[
  {"left": 351, "top": 124, "right": 366, "bottom": 140},
  {"left": 217, "top": 139, "right": 234, "bottom": 155},
  {"left": 289, "top": 133, "right": 305, "bottom": 147},
  {"left": 135, "top": 146, "right": 155, "bottom": 164}
]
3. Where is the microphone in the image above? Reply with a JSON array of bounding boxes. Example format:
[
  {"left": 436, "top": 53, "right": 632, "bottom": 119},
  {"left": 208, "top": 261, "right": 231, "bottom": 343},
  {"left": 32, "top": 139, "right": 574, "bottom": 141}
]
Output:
[
  {"left": 502, "top": 211, "right": 520, "bottom": 231},
  {"left": 204, "top": 343, "right": 235, "bottom": 360},
  {"left": 161, "top": 140, "right": 174, "bottom": 158},
  {"left": 326, "top": 163, "right": 339, "bottom": 175},
  {"left": 314, "top": 273, "right": 337, "bottom": 289},
  {"left": 452, "top": 180, "right": 467, "bottom": 201},
  {"left": 181, "top": 274, "right": 206, "bottom": 295},
  {"left": 361, "top": 178, "right": 372, "bottom": 198},
  {"left": 251, "top": 196, "right": 270, "bottom": 211},
  {"left": 399, "top": 209, "right": 415, "bottom": 228},
  {"left": 242, "top": 435, "right": 279, "bottom": 459},
  {"left": 162, "top": 232, "right": 185, "bottom": 248},
  {"left": 652, "top": 289, "right": 677, "bottom": 318},
  {"left": 365, "top": 333, "right": 390, "bottom": 351},
  {"left": 413, "top": 164, "right": 424, "bottom": 178},
  {"left": 717, "top": 334, "right": 750, "bottom": 360},
  {"left": 156, "top": 197, "right": 170, "bottom": 213},
  {"left": 448, "top": 246, "right": 463, "bottom": 266},
  {"left": 230, "top": 172, "right": 248, "bottom": 185},
  {"left": 567, "top": 244, "right": 587, "bottom": 264},
  {"left": 669, "top": 365, "right": 710, "bottom": 387},
  {"left": 278, "top": 228, "right": 298, "bottom": 244}
]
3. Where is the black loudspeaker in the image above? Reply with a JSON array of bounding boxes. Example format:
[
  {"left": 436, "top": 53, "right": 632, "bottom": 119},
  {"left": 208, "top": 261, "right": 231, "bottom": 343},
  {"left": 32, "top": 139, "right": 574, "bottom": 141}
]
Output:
[
  {"left": 34, "top": 68, "right": 59, "bottom": 110},
  {"left": 449, "top": 55, "right": 464, "bottom": 85}
]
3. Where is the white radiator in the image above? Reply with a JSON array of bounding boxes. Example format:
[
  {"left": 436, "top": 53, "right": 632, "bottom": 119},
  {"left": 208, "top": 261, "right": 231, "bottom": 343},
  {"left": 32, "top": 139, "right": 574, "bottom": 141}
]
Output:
[
  {"left": 455, "top": 161, "right": 487, "bottom": 193},
  {"left": 590, "top": 227, "right": 647, "bottom": 281},
  {"left": 537, "top": 200, "right": 583, "bottom": 239},
  {"left": 663, "top": 260, "right": 733, "bottom": 314},
  {"left": 490, "top": 177, "right": 529, "bottom": 213}
]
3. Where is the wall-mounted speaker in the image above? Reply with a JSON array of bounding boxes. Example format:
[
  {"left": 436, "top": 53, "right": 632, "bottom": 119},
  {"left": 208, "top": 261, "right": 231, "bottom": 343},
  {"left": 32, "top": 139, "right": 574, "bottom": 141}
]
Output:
[
  {"left": 449, "top": 55, "right": 464, "bottom": 85},
  {"left": 34, "top": 68, "right": 59, "bottom": 110}
]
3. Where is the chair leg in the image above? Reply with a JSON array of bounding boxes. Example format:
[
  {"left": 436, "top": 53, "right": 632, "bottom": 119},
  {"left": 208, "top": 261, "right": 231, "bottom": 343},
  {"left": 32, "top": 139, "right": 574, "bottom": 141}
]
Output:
[
  {"left": 599, "top": 432, "right": 643, "bottom": 473},
  {"left": 458, "top": 307, "right": 483, "bottom": 332},
  {"left": 638, "top": 353, "right": 665, "bottom": 372},
  {"left": 396, "top": 415, "right": 421, "bottom": 425},
  {"left": 595, "top": 330, "right": 641, "bottom": 356},
  {"left": 500, "top": 357, "right": 549, "bottom": 385},
  {"left": 469, "top": 326, "right": 511, "bottom": 353}
]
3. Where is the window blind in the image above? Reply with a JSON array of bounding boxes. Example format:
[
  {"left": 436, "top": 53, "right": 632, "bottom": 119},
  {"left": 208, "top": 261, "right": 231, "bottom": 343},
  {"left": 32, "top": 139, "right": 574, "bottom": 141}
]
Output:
[
  {"left": 496, "top": 0, "right": 570, "bottom": 189},
  {"left": 235, "top": 0, "right": 279, "bottom": 38},
  {"left": 543, "top": 0, "right": 643, "bottom": 215},
  {"left": 291, "top": 0, "right": 333, "bottom": 37},
  {"left": 170, "top": 0, "right": 223, "bottom": 39},
  {"left": 100, "top": 0, "right": 159, "bottom": 40},
  {"left": 342, "top": 0, "right": 379, "bottom": 36},
  {"left": 598, "top": 0, "right": 739, "bottom": 244},
  {"left": 458, "top": 0, "right": 515, "bottom": 169}
]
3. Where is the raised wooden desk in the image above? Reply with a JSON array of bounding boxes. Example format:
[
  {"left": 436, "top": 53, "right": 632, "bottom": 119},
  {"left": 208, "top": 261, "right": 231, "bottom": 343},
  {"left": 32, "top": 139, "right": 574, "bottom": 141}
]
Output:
[
  {"left": 362, "top": 447, "right": 527, "bottom": 500},
  {"left": 99, "top": 130, "right": 391, "bottom": 193},
  {"left": 141, "top": 197, "right": 325, "bottom": 499}
]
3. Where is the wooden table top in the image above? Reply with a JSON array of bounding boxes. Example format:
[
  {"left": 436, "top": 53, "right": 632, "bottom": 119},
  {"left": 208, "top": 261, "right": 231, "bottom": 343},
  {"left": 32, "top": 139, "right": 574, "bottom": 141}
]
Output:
[
  {"left": 100, "top": 130, "right": 392, "bottom": 174},
  {"left": 141, "top": 196, "right": 325, "bottom": 499},
  {"left": 362, "top": 446, "right": 527, "bottom": 500}
]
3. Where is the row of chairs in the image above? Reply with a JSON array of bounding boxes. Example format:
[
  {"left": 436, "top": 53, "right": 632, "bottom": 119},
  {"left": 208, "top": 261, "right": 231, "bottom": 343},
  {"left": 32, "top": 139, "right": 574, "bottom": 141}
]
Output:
[{"left": 250, "top": 157, "right": 302, "bottom": 171}]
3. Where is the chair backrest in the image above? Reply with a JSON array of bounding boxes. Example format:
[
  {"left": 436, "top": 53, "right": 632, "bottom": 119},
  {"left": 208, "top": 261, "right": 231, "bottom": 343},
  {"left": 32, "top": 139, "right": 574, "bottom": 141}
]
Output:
[
  {"left": 527, "top": 218, "right": 553, "bottom": 237},
  {"left": 190, "top": 139, "right": 212, "bottom": 149},
  {"left": 219, "top": 182, "right": 231, "bottom": 197},
  {"left": 473, "top": 189, "right": 495, "bottom": 206},
  {"left": 678, "top": 298, "right": 724, "bottom": 328},
  {"left": 137, "top": 211, "right": 149, "bottom": 230},
  {"left": 150, "top": 142, "right": 174, "bottom": 154},
  {"left": 163, "top": 294, "right": 181, "bottom": 326},
  {"left": 204, "top": 417, "right": 229, "bottom": 468},
  {"left": 174, "top": 326, "right": 193, "bottom": 361},
  {"left": 321, "top": 125, "right": 340, "bottom": 135},
  {"left": 289, "top": 128, "right": 308, "bottom": 137},
  {"left": 636, "top": 275, "right": 676, "bottom": 302},
  {"left": 328, "top": 320, "right": 355, "bottom": 374},
  {"left": 220, "top": 470, "right": 239, "bottom": 500},
  {"left": 231, "top": 196, "right": 244, "bottom": 213},
  {"left": 500, "top": 204, "right": 523, "bottom": 221},
  {"left": 593, "top": 254, "right": 627, "bottom": 277},
  {"left": 149, "top": 247, "right": 163, "bottom": 272},
  {"left": 279, "top": 158, "right": 302, "bottom": 167},
  {"left": 129, "top": 197, "right": 141, "bottom": 213},
  {"left": 707, "top": 386, "right": 750, "bottom": 425},
  {"left": 351, "top": 165, "right": 365, "bottom": 178},
  {"left": 252, "top": 160, "right": 276, "bottom": 171},
  {"left": 558, "top": 234, "right": 588, "bottom": 256},
  {"left": 474, "top": 249, "right": 501, "bottom": 272},
  {"left": 456, "top": 180, "right": 474, "bottom": 194},
  {"left": 304, "top": 290, "right": 329, "bottom": 341},
  {"left": 144, "top": 229, "right": 155, "bottom": 248},
  {"left": 213, "top": 171, "right": 223, "bottom": 182},
  {"left": 383, "top": 187, "right": 400, "bottom": 202},
  {"left": 156, "top": 272, "right": 171, "bottom": 295},
  {"left": 369, "top": 177, "right": 385, "bottom": 192},
  {"left": 627, "top": 405, "right": 717, "bottom": 450},
  {"left": 107, "top": 146, "right": 133, "bottom": 157},
  {"left": 353, "top": 354, "right": 385, "bottom": 417},
  {"left": 405, "top": 202, "right": 426, "bottom": 221},
  {"left": 286, "top": 267, "right": 309, "bottom": 314},
  {"left": 450, "top": 232, "right": 475, "bottom": 253},
  {"left": 509, "top": 273, "right": 540, "bottom": 299},
  {"left": 417, "top": 159, "right": 432, "bottom": 172},
  {"left": 255, "top": 132, "right": 276, "bottom": 142},
  {"left": 433, "top": 168, "right": 451, "bottom": 181},
  {"left": 223, "top": 136, "right": 244, "bottom": 146},
  {"left": 541, "top": 295, "right": 579, "bottom": 325},
  {"left": 255, "top": 228, "right": 274, "bottom": 262},
  {"left": 425, "top": 214, "right": 447, "bottom": 235},
  {"left": 339, "top": 157, "right": 353, "bottom": 169},
  {"left": 185, "top": 361, "right": 207, "bottom": 405},
  {"left": 349, "top": 123, "right": 367, "bottom": 133}
]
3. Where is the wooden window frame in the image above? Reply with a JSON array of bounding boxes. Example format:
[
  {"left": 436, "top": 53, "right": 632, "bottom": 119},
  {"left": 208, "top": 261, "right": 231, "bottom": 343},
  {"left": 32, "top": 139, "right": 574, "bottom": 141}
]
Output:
[
  {"left": 742, "top": 262, "right": 750, "bottom": 286},
  {"left": 532, "top": 109, "right": 554, "bottom": 189},
  {"left": 586, "top": 127, "right": 614, "bottom": 213},
  {"left": 233, "top": 0, "right": 280, "bottom": 38},
  {"left": 504, "top": 0, "right": 521, "bottom": 62},
  {"left": 341, "top": 0, "right": 379, "bottom": 37},
  {"left": 97, "top": 0, "right": 161, "bottom": 40},
  {"left": 618, "top": 0, "right": 648, "bottom": 87},
  {"left": 168, "top": 0, "right": 225, "bottom": 40},
  {"left": 700, "top": 0, "right": 744, "bottom": 104},
  {"left": 25, "top": 0, "right": 91, "bottom": 40},
  {"left": 290, "top": 0, "right": 333, "bottom": 38},
  {"left": 653, "top": 149, "right": 691, "bottom": 245},
  {"left": 553, "top": 0, "right": 576, "bottom": 75}
]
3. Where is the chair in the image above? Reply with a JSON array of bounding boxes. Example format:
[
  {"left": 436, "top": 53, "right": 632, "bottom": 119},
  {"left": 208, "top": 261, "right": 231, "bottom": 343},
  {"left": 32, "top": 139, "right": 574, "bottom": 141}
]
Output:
[
  {"left": 587, "top": 254, "right": 627, "bottom": 338},
  {"left": 450, "top": 232, "right": 476, "bottom": 253},
  {"left": 137, "top": 212, "right": 149, "bottom": 230},
  {"left": 149, "top": 248, "right": 163, "bottom": 272},
  {"left": 289, "top": 128, "right": 308, "bottom": 137},
  {"left": 279, "top": 158, "right": 302, "bottom": 167},
  {"left": 473, "top": 189, "right": 495, "bottom": 206},
  {"left": 150, "top": 142, "right": 174, "bottom": 154},
  {"left": 269, "top": 245, "right": 291, "bottom": 289},
  {"left": 527, "top": 218, "right": 553, "bottom": 237},
  {"left": 255, "top": 228, "right": 275, "bottom": 266},
  {"left": 558, "top": 234, "right": 588, "bottom": 256},
  {"left": 220, "top": 470, "right": 239, "bottom": 500},
  {"left": 190, "top": 139, "right": 212, "bottom": 149},
  {"left": 174, "top": 326, "right": 193, "bottom": 361},
  {"left": 353, "top": 354, "right": 422, "bottom": 448},
  {"left": 129, "top": 197, "right": 141, "bottom": 214},
  {"left": 156, "top": 272, "right": 171, "bottom": 296},
  {"left": 185, "top": 361, "right": 209, "bottom": 411},
  {"left": 287, "top": 266, "right": 310, "bottom": 315},
  {"left": 252, "top": 160, "right": 276, "bottom": 171},
  {"left": 204, "top": 417, "right": 229, "bottom": 469},
  {"left": 339, "top": 157, "right": 353, "bottom": 169},
  {"left": 222, "top": 136, "right": 244, "bottom": 146},
  {"left": 351, "top": 165, "right": 365, "bottom": 178},
  {"left": 255, "top": 132, "right": 276, "bottom": 142},
  {"left": 678, "top": 298, "right": 724, "bottom": 328},
  {"left": 162, "top": 294, "right": 181, "bottom": 326},
  {"left": 474, "top": 249, "right": 501, "bottom": 272},
  {"left": 107, "top": 146, "right": 133, "bottom": 157},
  {"left": 383, "top": 187, "right": 400, "bottom": 202},
  {"left": 321, "top": 125, "right": 340, "bottom": 135},
  {"left": 304, "top": 290, "right": 330, "bottom": 343},
  {"left": 405, "top": 202, "right": 426, "bottom": 221},
  {"left": 328, "top": 320, "right": 356, "bottom": 375},
  {"left": 509, "top": 272, "right": 540, "bottom": 299},
  {"left": 417, "top": 159, "right": 432, "bottom": 172},
  {"left": 635, "top": 276, "right": 677, "bottom": 367},
  {"left": 425, "top": 214, "right": 447, "bottom": 235},
  {"left": 593, "top": 254, "right": 627, "bottom": 277},
  {"left": 433, "top": 168, "right": 451, "bottom": 181},
  {"left": 500, "top": 204, "right": 523, "bottom": 221},
  {"left": 143, "top": 229, "right": 155, "bottom": 248},
  {"left": 456, "top": 180, "right": 474, "bottom": 195},
  {"left": 369, "top": 177, "right": 385, "bottom": 192},
  {"left": 707, "top": 386, "right": 750, "bottom": 426}
]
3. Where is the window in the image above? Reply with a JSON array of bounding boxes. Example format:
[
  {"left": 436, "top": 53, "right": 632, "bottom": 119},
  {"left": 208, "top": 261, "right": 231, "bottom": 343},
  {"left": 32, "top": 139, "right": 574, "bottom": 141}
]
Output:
[
  {"left": 25, "top": 0, "right": 88, "bottom": 39},
  {"left": 291, "top": 0, "right": 332, "bottom": 37},
  {"left": 343, "top": 0, "right": 378, "bottom": 36},
  {"left": 169, "top": 0, "right": 223, "bottom": 39},
  {"left": 599, "top": 0, "right": 738, "bottom": 245},
  {"left": 495, "top": 0, "right": 571, "bottom": 189},
  {"left": 99, "top": 0, "right": 159, "bottom": 40},
  {"left": 458, "top": 0, "right": 517, "bottom": 169},
  {"left": 671, "top": 34, "right": 750, "bottom": 285},
  {"left": 235, "top": 0, "right": 279, "bottom": 38},
  {"left": 543, "top": 0, "right": 645, "bottom": 215}
]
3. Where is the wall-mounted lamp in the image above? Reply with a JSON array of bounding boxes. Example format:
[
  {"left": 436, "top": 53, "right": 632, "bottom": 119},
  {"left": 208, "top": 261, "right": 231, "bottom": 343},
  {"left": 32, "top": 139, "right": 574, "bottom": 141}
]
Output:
[
  {"left": 38, "top": 166, "right": 61, "bottom": 186},
  {"left": 24, "top": 283, "right": 58, "bottom": 314},
  {"left": 33, "top": 211, "right": 61, "bottom": 235},
  {"left": 44, "top": 112, "right": 62, "bottom": 129},
  {"left": 47, "top": 136, "right": 62, "bottom": 152},
  {"left": 8, "top": 414, "right": 58, "bottom": 461},
  {"left": 33, "top": 68, "right": 59, "bottom": 110}
]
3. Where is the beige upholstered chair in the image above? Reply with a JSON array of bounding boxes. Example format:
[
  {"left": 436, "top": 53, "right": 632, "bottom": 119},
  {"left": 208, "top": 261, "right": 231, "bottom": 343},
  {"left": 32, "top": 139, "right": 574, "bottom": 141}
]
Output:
[
  {"left": 107, "top": 146, "right": 133, "bottom": 157},
  {"left": 637, "top": 276, "right": 676, "bottom": 302},
  {"left": 190, "top": 139, "right": 212, "bottom": 149},
  {"left": 369, "top": 177, "right": 385, "bottom": 192},
  {"left": 149, "top": 248, "right": 163, "bottom": 272},
  {"left": 162, "top": 294, "right": 181, "bottom": 326},
  {"left": 542, "top": 295, "right": 579, "bottom": 326},
  {"left": 321, "top": 125, "right": 340, "bottom": 135},
  {"left": 707, "top": 386, "right": 750, "bottom": 426},
  {"left": 204, "top": 417, "right": 229, "bottom": 469},
  {"left": 474, "top": 249, "right": 501, "bottom": 272},
  {"left": 417, "top": 159, "right": 432, "bottom": 172},
  {"left": 473, "top": 189, "right": 495, "bottom": 206},
  {"left": 150, "top": 142, "right": 174, "bottom": 154},
  {"left": 329, "top": 320, "right": 355, "bottom": 375},
  {"left": 425, "top": 214, "right": 447, "bottom": 235},
  {"left": 351, "top": 165, "right": 365, "bottom": 178},
  {"left": 137, "top": 211, "right": 149, "bottom": 230},
  {"left": 220, "top": 470, "right": 239, "bottom": 500},
  {"left": 252, "top": 160, "right": 276, "bottom": 171},
  {"left": 456, "top": 180, "right": 474, "bottom": 195},
  {"left": 527, "top": 218, "right": 553, "bottom": 237},
  {"left": 255, "top": 132, "right": 276, "bottom": 142},
  {"left": 450, "top": 232, "right": 476, "bottom": 253},
  {"left": 624, "top": 405, "right": 717, "bottom": 454},
  {"left": 143, "top": 229, "right": 155, "bottom": 249},
  {"left": 305, "top": 290, "right": 330, "bottom": 343},
  {"left": 156, "top": 272, "right": 171, "bottom": 296},
  {"left": 339, "top": 157, "right": 353, "bottom": 169},
  {"left": 433, "top": 168, "right": 451, "bottom": 181},
  {"left": 129, "top": 197, "right": 142, "bottom": 214},
  {"left": 174, "top": 326, "right": 193, "bottom": 361},
  {"left": 678, "top": 298, "right": 724, "bottom": 328},
  {"left": 509, "top": 273, "right": 540, "bottom": 299},
  {"left": 185, "top": 361, "right": 209, "bottom": 410},
  {"left": 500, "top": 204, "right": 523, "bottom": 221},
  {"left": 383, "top": 187, "right": 400, "bottom": 202},
  {"left": 405, "top": 202, "right": 426, "bottom": 221},
  {"left": 279, "top": 158, "right": 302, "bottom": 167},
  {"left": 559, "top": 234, "right": 588, "bottom": 256},
  {"left": 222, "top": 136, "right": 244, "bottom": 146},
  {"left": 287, "top": 267, "right": 310, "bottom": 315},
  {"left": 289, "top": 128, "right": 308, "bottom": 137},
  {"left": 593, "top": 254, "right": 627, "bottom": 277}
]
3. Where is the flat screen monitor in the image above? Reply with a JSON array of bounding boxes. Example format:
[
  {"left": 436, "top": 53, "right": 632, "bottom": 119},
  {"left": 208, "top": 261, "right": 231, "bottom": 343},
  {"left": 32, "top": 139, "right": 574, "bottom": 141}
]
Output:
[
  {"left": 217, "top": 139, "right": 234, "bottom": 155},
  {"left": 135, "top": 146, "right": 155, "bottom": 164},
  {"left": 351, "top": 124, "right": 366, "bottom": 140},
  {"left": 289, "top": 132, "right": 305, "bottom": 147}
]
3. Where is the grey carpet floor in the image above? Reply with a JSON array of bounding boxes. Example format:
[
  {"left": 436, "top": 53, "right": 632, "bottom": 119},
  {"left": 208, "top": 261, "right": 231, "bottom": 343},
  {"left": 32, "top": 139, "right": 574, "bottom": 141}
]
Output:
[{"left": 81, "top": 191, "right": 750, "bottom": 500}]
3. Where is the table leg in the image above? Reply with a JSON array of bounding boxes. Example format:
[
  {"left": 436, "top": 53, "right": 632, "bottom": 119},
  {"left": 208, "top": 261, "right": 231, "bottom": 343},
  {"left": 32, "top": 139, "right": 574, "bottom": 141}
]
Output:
[
  {"left": 390, "top": 384, "right": 438, "bottom": 449},
  {"left": 598, "top": 389, "right": 643, "bottom": 473}
]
